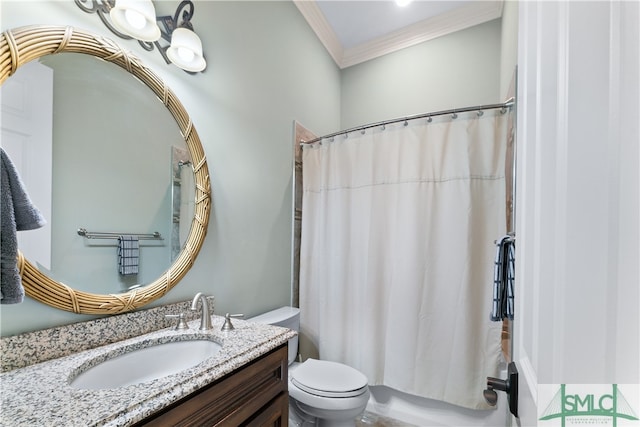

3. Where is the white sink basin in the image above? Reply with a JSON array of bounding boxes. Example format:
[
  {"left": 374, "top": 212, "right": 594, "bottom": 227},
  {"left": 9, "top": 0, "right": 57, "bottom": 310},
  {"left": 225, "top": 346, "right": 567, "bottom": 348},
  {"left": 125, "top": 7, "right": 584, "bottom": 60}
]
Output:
[{"left": 70, "top": 339, "right": 222, "bottom": 389}]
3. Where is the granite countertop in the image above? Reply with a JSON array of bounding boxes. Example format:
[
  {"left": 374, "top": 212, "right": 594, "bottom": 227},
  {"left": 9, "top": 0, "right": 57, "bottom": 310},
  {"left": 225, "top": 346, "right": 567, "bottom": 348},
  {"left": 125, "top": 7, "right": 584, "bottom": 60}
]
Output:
[{"left": 0, "top": 315, "right": 295, "bottom": 426}]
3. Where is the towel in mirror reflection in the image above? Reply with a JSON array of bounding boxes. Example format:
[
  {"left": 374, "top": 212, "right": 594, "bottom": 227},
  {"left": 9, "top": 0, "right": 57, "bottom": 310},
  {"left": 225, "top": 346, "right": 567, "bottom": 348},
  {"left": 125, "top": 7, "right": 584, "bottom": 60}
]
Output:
[
  {"left": 0, "top": 148, "right": 46, "bottom": 303},
  {"left": 117, "top": 236, "right": 139, "bottom": 275}
]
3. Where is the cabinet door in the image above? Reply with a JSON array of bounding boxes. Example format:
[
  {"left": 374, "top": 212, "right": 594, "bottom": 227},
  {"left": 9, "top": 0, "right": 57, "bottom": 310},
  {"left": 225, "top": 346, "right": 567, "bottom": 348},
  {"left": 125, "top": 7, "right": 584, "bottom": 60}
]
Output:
[
  {"left": 137, "top": 344, "right": 288, "bottom": 426},
  {"left": 243, "top": 392, "right": 289, "bottom": 427}
]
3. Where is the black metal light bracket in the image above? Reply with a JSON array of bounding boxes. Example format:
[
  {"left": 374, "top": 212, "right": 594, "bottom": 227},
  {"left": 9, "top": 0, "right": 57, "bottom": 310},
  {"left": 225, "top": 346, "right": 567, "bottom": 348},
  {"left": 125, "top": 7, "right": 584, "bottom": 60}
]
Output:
[{"left": 74, "top": 0, "right": 199, "bottom": 73}]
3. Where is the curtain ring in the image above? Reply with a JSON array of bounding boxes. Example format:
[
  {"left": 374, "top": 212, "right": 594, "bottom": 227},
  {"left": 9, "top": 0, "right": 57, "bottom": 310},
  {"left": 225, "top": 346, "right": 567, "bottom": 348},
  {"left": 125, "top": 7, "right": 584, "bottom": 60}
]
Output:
[
  {"left": 361, "top": 130, "right": 366, "bottom": 135},
  {"left": 477, "top": 110, "right": 484, "bottom": 117},
  {"left": 403, "top": 120, "right": 408, "bottom": 126},
  {"left": 381, "top": 125, "right": 386, "bottom": 131},
  {"left": 451, "top": 112, "right": 458, "bottom": 119},
  {"left": 426, "top": 116, "right": 432, "bottom": 123}
]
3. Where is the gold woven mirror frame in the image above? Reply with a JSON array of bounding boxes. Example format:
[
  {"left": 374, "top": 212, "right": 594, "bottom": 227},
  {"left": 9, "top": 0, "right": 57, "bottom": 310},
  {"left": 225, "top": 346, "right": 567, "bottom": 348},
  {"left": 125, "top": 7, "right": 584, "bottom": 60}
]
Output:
[{"left": 0, "top": 25, "right": 211, "bottom": 314}]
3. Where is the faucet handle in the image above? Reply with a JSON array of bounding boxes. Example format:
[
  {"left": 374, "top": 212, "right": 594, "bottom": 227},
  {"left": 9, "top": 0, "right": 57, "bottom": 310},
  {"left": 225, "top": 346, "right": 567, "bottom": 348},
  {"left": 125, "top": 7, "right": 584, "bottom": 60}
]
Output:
[
  {"left": 221, "top": 313, "right": 244, "bottom": 331},
  {"left": 165, "top": 313, "right": 189, "bottom": 330}
]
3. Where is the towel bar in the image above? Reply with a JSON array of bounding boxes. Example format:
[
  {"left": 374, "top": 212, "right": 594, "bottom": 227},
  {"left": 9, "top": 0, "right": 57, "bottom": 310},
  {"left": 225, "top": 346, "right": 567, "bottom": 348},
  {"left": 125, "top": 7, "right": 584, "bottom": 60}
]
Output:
[{"left": 77, "top": 228, "right": 163, "bottom": 240}]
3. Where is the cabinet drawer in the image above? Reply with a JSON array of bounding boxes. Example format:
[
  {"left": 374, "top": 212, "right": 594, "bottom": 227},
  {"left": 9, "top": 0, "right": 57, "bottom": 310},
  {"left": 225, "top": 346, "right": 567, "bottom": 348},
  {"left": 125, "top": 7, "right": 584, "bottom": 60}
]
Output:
[{"left": 137, "top": 344, "right": 288, "bottom": 426}]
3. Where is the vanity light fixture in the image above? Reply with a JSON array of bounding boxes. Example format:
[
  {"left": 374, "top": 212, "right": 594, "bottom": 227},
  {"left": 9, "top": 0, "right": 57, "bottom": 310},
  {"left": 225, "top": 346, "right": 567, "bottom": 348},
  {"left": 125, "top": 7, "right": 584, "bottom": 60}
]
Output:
[{"left": 75, "top": 0, "right": 207, "bottom": 73}]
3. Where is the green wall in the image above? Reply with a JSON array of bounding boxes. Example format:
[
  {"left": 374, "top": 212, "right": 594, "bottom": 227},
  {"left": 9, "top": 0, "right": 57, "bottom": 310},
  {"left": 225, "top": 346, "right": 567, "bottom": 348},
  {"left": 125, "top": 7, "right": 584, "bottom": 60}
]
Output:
[
  {"left": 341, "top": 19, "right": 503, "bottom": 129},
  {"left": 0, "top": 0, "right": 340, "bottom": 335}
]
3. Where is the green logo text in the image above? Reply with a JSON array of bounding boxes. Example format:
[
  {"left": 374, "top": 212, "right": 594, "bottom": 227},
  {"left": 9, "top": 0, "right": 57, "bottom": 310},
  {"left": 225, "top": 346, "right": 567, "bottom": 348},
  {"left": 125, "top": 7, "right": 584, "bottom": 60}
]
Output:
[{"left": 540, "top": 384, "right": 638, "bottom": 426}]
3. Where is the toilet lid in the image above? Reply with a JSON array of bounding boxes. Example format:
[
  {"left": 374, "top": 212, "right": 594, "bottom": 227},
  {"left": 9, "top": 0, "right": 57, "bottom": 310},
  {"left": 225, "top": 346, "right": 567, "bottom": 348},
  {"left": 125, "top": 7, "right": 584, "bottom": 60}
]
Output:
[{"left": 291, "top": 359, "right": 368, "bottom": 398}]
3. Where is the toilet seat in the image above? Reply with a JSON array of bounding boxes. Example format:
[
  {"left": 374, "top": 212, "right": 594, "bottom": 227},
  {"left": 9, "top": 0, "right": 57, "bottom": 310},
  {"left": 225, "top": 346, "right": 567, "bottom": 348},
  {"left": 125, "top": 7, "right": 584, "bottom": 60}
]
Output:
[{"left": 291, "top": 359, "right": 368, "bottom": 398}]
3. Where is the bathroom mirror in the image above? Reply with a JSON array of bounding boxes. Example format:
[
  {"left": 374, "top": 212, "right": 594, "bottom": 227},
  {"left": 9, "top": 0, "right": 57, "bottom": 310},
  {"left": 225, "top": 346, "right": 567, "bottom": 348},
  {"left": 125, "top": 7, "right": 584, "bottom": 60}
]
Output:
[{"left": 0, "top": 25, "right": 211, "bottom": 314}]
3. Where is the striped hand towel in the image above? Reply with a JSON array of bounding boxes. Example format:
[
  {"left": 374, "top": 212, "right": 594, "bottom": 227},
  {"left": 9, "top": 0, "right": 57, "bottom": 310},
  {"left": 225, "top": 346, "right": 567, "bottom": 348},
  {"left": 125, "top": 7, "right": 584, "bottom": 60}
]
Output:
[{"left": 118, "top": 235, "right": 139, "bottom": 276}]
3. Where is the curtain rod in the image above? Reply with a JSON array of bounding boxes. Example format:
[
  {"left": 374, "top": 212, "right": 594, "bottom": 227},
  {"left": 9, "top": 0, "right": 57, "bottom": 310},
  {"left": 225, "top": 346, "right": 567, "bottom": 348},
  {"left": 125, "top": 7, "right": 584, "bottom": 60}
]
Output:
[{"left": 301, "top": 97, "right": 515, "bottom": 145}]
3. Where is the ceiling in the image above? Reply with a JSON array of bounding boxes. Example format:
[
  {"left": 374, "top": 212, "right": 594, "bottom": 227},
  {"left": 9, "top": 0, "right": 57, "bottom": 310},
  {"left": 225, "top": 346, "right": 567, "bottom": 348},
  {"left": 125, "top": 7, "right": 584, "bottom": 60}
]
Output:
[{"left": 294, "top": 0, "right": 504, "bottom": 69}]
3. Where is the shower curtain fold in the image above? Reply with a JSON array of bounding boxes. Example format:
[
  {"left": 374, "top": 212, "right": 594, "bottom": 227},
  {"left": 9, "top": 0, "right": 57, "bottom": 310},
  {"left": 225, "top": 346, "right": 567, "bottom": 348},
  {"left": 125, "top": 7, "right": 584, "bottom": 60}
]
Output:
[{"left": 299, "top": 110, "right": 508, "bottom": 410}]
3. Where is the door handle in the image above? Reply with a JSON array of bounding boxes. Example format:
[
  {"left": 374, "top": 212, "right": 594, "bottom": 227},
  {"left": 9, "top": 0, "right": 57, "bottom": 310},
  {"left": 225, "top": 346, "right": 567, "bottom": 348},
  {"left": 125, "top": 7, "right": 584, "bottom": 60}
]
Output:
[{"left": 484, "top": 361, "right": 518, "bottom": 417}]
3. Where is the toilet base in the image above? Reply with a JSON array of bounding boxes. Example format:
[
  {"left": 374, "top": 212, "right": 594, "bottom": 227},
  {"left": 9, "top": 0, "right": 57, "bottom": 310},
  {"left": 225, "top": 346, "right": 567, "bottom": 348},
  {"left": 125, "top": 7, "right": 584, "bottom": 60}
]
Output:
[
  {"left": 289, "top": 399, "right": 317, "bottom": 427},
  {"left": 292, "top": 396, "right": 365, "bottom": 427}
]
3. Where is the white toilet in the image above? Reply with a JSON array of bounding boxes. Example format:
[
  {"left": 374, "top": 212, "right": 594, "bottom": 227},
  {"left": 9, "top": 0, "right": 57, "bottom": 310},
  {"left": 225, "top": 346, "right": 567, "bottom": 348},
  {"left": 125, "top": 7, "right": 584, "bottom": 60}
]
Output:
[{"left": 249, "top": 307, "right": 370, "bottom": 427}]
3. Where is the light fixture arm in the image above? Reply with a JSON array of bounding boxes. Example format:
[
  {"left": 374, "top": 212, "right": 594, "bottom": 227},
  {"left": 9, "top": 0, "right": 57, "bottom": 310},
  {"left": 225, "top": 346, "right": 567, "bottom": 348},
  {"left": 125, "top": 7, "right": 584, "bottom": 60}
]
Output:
[{"left": 157, "top": 0, "right": 195, "bottom": 42}]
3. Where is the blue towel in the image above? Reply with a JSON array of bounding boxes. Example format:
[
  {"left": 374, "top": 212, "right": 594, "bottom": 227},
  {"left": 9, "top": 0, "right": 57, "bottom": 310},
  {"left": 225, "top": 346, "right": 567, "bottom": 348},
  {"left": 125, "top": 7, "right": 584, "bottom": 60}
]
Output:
[
  {"left": 1, "top": 148, "right": 46, "bottom": 304},
  {"left": 118, "top": 235, "right": 139, "bottom": 275},
  {"left": 490, "top": 235, "right": 515, "bottom": 321},
  {"left": 505, "top": 240, "right": 515, "bottom": 320}
]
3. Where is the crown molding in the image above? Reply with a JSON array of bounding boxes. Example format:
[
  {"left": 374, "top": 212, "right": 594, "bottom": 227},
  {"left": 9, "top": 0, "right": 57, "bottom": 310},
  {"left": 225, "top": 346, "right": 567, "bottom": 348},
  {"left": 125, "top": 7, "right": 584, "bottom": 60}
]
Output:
[
  {"left": 295, "top": 1, "right": 504, "bottom": 69},
  {"left": 293, "top": 0, "right": 344, "bottom": 66}
]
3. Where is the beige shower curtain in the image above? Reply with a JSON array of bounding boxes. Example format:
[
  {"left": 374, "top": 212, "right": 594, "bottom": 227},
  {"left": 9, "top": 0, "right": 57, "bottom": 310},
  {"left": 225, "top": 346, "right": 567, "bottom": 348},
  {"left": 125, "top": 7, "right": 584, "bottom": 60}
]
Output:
[{"left": 299, "top": 110, "right": 508, "bottom": 409}]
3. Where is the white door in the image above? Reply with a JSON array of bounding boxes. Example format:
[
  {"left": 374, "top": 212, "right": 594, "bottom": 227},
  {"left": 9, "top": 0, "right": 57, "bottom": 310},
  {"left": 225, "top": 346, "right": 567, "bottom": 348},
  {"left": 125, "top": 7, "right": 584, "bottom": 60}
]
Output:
[
  {"left": 513, "top": 2, "right": 640, "bottom": 426},
  {"left": 1, "top": 60, "right": 53, "bottom": 269}
]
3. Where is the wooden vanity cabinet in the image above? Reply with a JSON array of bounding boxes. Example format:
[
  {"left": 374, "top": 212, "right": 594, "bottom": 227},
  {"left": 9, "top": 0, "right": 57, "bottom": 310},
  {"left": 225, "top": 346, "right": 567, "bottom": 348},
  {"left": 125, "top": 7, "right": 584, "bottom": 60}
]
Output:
[{"left": 135, "top": 344, "right": 289, "bottom": 427}]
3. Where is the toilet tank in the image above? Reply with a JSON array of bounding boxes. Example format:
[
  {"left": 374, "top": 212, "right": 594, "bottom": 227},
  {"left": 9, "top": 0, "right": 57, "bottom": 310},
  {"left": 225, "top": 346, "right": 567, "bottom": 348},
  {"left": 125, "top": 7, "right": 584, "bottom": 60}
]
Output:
[{"left": 249, "top": 306, "right": 299, "bottom": 365}]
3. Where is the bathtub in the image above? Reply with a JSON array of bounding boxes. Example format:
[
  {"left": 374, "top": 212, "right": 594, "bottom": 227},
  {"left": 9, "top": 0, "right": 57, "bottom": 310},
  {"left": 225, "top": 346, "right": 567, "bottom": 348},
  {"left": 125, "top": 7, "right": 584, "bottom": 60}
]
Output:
[{"left": 364, "top": 367, "right": 509, "bottom": 426}]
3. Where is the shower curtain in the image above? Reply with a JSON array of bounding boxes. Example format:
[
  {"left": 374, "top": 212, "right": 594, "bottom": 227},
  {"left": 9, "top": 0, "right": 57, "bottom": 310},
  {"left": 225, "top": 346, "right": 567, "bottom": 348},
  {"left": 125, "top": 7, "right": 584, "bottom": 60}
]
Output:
[{"left": 299, "top": 109, "right": 508, "bottom": 410}]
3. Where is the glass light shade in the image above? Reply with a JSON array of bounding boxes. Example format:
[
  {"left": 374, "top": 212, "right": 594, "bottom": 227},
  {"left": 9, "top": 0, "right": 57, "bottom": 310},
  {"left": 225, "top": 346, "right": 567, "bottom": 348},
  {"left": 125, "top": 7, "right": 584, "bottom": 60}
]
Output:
[
  {"left": 110, "top": 0, "right": 161, "bottom": 42},
  {"left": 124, "top": 9, "right": 147, "bottom": 30},
  {"left": 166, "top": 28, "right": 206, "bottom": 72}
]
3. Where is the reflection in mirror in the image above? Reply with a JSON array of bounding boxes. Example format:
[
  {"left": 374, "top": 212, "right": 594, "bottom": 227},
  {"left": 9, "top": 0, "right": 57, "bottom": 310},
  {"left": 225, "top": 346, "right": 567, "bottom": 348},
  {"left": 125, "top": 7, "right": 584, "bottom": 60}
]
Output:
[
  {"left": 0, "top": 25, "right": 211, "bottom": 315},
  {"left": 12, "top": 53, "right": 194, "bottom": 293},
  {"left": 171, "top": 146, "right": 195, "bottom": 260}
]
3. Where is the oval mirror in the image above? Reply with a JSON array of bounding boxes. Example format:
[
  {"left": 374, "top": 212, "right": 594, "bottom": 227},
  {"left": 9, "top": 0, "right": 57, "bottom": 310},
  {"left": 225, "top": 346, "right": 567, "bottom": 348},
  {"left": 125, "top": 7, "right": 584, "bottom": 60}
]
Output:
[{"left": 0, "top": 25, "right": 211, "bottom": 315}]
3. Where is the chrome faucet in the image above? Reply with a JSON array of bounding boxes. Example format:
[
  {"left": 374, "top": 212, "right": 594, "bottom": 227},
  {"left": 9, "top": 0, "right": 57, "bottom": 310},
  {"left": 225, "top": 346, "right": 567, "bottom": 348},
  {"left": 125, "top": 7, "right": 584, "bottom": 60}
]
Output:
[{"left": 190, "top": 292, "right": 213, "bottom": 330}]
